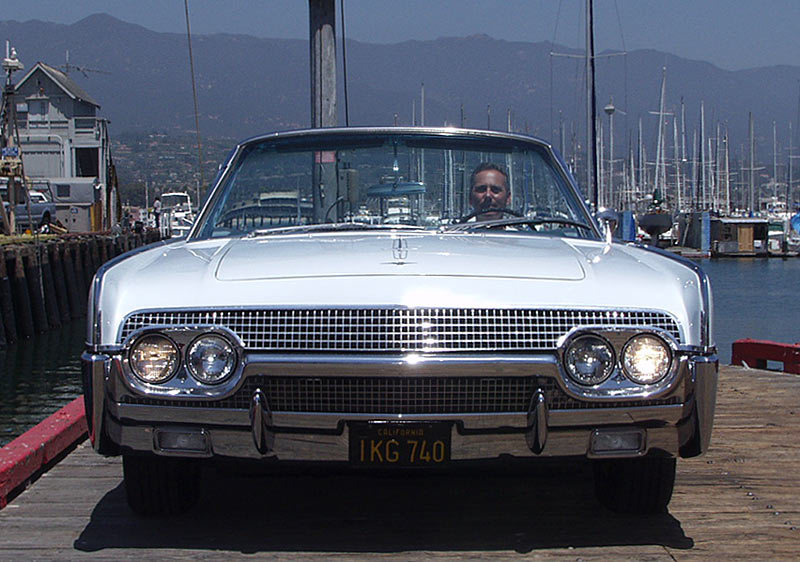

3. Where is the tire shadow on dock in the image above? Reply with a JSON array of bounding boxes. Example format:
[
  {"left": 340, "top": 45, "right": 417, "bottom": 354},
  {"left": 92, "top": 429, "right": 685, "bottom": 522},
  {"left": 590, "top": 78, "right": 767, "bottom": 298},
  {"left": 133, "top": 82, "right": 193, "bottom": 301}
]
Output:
[{"left": 73, "top": 458, "right": 693, "bottom": 555}]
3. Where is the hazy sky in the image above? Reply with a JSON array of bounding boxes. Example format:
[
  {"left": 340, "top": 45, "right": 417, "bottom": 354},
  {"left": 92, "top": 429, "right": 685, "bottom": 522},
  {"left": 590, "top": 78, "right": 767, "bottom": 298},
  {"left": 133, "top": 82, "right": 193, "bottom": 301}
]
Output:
[{"left": 4, "top": 0, "right": 799, "bottom": 71}]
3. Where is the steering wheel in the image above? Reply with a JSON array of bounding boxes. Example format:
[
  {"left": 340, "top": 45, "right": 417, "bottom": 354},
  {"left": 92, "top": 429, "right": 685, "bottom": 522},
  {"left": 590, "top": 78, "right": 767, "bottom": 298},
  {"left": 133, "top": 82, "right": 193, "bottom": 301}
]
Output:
[{"left": 457, "top": 207, "right": 523, "bottom": 223}]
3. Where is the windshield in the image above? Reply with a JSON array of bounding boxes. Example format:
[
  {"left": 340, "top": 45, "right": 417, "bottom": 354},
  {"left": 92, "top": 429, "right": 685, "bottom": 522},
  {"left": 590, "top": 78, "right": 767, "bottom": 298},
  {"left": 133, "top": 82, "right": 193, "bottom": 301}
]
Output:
[
  {"left": 194, "top": 130, "right": 595, "bottom": 240},
  {"left": 162, "top": 193, "right": 192, "bottom": 211}
]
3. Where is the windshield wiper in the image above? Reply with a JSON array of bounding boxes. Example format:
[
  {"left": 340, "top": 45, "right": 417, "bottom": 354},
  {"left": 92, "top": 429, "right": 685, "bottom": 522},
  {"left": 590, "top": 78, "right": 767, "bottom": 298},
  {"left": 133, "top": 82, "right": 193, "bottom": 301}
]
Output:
[
  {"left": 443, "top": 217, "right": 594, "bottom": 233},
  {"left": 246, "top": 223, "right": 425, "bottom": 237}
]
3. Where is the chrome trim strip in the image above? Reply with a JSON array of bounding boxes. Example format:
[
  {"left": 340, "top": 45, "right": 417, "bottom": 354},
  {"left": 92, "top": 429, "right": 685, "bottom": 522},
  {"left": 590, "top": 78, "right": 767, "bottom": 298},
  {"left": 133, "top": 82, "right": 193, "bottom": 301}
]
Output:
[
  {"left": 110, "top": 420, "right": 683, "bottom": 460},
  {"left": 111, "top": 402, "right": 685, "bottom": 430}
]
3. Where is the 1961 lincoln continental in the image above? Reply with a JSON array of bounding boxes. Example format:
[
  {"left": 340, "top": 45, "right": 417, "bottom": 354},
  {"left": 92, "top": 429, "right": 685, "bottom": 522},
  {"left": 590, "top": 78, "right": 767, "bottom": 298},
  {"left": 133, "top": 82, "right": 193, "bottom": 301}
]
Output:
[{"left": 82, "top": 127, "right": 718, "bottom": 515}]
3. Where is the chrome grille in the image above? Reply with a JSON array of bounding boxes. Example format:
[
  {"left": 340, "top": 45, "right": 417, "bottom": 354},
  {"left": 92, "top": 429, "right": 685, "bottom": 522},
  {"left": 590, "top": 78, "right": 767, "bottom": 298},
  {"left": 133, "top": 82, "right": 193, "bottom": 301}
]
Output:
[
  {"left": 120, "top": 376, "right": 681, "bottom": 413},
  {"left": 120, "top": 308, "right": 681, "bottom": 351}
]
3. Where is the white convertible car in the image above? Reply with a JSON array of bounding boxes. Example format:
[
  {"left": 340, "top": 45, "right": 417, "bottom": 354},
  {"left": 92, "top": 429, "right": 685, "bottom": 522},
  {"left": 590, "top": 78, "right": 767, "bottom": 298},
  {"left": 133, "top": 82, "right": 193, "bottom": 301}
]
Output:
[{"left": 82, "top": 127, "right": 717, "bottom": 515}]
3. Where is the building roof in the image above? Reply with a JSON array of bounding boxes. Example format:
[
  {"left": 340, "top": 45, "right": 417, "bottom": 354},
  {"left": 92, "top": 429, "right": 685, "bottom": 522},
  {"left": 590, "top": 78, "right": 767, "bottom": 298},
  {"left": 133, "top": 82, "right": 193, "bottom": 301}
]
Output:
[
  {"left": 16, "top": 62, "right": 100, "bottom": 108},
  {"left": 713, "top": 216, "right": 770, "bottom": 224}
]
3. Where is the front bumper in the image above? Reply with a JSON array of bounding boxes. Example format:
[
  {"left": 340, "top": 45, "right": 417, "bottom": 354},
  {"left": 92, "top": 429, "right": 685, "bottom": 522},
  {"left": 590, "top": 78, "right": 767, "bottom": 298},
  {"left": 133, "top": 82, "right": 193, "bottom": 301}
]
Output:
[{"left": 82, "top": 351, "right": 718, "bottom": 462}]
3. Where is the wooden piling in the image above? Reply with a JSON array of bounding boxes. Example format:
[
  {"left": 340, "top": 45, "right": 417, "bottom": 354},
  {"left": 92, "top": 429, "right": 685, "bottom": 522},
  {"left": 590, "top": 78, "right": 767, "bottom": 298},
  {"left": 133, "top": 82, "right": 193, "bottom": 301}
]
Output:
[
  {"left": 23, "top": 247, "right": 49, "bottom": 334},
  {"left": 61, "top": 243, "right": 82, "bottom": 319},
  {"left": 99, "top": 237, "right": 108, "bottom": 265},
  {"left": 0, "top": 254, "right": 17, "bottom": 344},
  {"left": 71, "top": 242, "right": 87, "bottom": 307},
  {"left": 49, "top": 244, "right": 71, "bottom": 322},
  {"left": 0, "top": 232, "right": 162, "bottom": 347},
  {"left": 40, "top": 246, "right": 61, "bottom": 329},
  {"left": 11, "top": 250, "right": 35, "bottom": 339}
]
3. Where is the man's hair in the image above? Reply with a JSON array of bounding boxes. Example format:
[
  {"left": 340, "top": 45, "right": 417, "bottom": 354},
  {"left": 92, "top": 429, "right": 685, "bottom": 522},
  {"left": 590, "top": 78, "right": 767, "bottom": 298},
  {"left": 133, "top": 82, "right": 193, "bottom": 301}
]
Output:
[{"left": 470, "top": 162, "right": 508, "bottom": 187}]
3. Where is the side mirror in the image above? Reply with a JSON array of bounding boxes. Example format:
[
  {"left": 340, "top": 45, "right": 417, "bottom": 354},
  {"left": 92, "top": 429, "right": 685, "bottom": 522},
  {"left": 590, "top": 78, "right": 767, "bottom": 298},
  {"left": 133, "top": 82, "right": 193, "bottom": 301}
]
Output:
[{"left": 596, "top": 209, "right": 619, "bottom": 244}]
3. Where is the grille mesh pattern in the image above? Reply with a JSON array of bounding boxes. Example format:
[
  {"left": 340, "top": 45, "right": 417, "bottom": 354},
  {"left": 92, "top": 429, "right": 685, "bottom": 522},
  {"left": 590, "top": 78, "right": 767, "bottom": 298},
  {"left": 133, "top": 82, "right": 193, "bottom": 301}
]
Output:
[
  {"left": 120, "top": 308, "right": 681, "bottom": 351},
  {"left": 120, "top": 376, "right": 681, "bottom": 413}
]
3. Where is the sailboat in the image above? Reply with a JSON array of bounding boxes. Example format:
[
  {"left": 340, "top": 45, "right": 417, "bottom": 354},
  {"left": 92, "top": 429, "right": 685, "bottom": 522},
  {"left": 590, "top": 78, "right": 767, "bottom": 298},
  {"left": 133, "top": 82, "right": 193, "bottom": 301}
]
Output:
[{"left": 637, "top": 67, "right": 673, "bottom": 244}]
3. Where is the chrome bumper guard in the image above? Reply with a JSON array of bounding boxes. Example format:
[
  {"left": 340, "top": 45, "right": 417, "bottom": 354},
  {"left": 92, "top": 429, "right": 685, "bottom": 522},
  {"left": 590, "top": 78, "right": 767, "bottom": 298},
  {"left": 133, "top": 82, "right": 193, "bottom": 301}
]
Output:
[{"left": 82, "top": 352, "right": 718, "bottom": 461}]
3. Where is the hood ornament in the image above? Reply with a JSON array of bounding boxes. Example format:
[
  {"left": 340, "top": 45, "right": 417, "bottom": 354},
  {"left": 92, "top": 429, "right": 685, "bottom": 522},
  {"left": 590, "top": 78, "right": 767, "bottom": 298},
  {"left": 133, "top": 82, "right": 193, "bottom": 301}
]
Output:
[{"left": 382, "top": 236, "right": 415, "bottom": 266}]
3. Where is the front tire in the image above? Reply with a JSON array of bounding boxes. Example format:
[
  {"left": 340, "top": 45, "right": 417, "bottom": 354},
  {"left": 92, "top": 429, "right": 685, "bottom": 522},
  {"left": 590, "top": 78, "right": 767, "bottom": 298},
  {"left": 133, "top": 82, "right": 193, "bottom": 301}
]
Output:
[
  {"left": 122, "top": 455, "right": 201, "bottom": 516},
  {"left": 592, "top": 455, "right": 676, "bottom": 514}
]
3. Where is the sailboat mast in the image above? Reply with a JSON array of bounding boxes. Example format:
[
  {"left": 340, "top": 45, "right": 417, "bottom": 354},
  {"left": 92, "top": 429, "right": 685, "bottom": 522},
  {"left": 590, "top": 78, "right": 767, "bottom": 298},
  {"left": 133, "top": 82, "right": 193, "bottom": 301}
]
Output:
[
  {"left": 790, "top": 122, "right": 794, "bottom": 213},
  {"left": 673, "top": 116, "right": 681, "bottom": 211},
  {"left": 724, "top": 129, "right": 730, "bottom": 213},
  {"left": 773, "top": 121, "right": 778, "bottom": 203},
  {"left": 638, "top": 117, "right": 644, "bottom": 202},
  {"left": 654, "top": 67, "right": 666, "bottom": 196},
  {"left": 585, "top": 0, "right": 598, "bottom": 208},
  {"left": 749, "top": 112, "right": 755, "bottom": 212},
  {"left": 700, "top": 102, "right": 706, "bottom": 209}
]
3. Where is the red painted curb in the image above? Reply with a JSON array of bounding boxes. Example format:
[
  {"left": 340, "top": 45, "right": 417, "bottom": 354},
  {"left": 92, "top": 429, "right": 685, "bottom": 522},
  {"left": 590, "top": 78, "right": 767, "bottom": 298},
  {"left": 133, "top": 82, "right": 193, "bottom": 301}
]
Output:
[
  {"left": 0, "top": 396, "right": 87, "bottom": 509},
  {"left": 731, "top": 338, "right": 800, "bottom": 374}
]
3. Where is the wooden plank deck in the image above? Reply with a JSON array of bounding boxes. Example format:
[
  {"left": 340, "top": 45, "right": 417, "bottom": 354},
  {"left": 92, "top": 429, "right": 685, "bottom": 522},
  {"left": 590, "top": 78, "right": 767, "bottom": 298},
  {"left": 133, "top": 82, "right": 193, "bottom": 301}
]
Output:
[{"left": 0, "top": 365, "right": 798, "bottom": 560}]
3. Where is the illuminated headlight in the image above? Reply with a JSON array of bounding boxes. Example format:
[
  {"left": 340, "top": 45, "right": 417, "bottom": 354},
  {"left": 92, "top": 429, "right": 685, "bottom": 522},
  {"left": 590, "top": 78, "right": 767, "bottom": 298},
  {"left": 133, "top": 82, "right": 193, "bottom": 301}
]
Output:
[
  {"left": 564, "top": 334, "right": 615, "bottom": 386},
  {"left": 129, "top": 334, "right": 179, "bottom": 383},
  {"left": 186, "top": 334, "right": 237, "bottom": 384},
  {"left": 622, "top": 334, "right": 672, "bottom": 384}
]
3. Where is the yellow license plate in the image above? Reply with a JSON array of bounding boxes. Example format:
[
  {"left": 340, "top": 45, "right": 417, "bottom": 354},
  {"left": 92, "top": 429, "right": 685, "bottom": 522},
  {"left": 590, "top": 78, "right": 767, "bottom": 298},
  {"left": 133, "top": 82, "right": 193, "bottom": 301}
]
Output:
[{"left": 349, "top": 421, "right": 452, "bottom": 466}]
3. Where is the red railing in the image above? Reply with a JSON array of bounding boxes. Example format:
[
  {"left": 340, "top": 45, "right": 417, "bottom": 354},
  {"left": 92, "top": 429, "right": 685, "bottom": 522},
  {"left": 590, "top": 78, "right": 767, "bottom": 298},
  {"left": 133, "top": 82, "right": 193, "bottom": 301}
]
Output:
[{"left": 731, "top": 339, "right": 800, "bottom": 374}]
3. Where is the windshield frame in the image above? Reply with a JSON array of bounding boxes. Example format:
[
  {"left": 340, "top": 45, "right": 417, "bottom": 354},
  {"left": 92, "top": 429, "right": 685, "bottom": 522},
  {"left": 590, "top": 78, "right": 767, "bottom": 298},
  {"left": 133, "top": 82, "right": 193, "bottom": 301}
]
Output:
[{"left": 188, "top": 127, "right": 600, "bottom": 241}]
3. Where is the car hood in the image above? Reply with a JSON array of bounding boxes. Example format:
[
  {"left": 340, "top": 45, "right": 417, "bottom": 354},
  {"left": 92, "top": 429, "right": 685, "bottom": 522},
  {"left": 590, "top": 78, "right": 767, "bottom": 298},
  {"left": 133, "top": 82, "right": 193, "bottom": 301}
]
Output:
[
  {"left": 215, "top": 232, "right": 586, "bottom": 281},
  {"left": 96, "top": 232, "right": 705, "bottom": 346}
]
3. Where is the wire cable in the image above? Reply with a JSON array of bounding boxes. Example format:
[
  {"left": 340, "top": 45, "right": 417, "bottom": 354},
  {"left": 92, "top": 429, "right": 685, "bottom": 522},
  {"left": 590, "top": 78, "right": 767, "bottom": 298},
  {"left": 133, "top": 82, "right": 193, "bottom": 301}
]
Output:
[{"left": 184, "top": 0, "right": 206, "bottom": 197}]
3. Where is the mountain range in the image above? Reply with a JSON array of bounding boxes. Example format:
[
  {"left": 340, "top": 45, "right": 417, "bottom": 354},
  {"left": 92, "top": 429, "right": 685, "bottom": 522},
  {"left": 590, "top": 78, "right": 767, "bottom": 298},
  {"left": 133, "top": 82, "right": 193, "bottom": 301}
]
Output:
[{"left": 2, "top": 13, "right": 799, "bottom": 164}]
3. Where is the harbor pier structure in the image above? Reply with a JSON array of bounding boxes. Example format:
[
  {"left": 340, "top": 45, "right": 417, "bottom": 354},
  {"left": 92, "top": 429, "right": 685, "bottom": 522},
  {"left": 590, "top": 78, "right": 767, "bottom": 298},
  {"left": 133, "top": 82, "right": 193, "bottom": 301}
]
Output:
[{"left": 0, "top": 231, "right": 161, "bottom": 347}]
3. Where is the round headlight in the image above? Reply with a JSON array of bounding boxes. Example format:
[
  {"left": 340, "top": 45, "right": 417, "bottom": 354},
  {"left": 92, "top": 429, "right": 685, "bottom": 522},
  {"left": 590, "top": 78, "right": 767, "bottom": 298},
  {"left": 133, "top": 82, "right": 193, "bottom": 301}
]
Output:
[
  {"left": 129, "top": 334, "right": 179, "bottom": 383},
  {"left": 564, "top": 334, "right": 615, "bottom": 386},
  {"left": 622, "top": 334, "right": 672, "bottom": 384},
  {"left": 186, "top": 334, "right": 237, "bottom": 384}
]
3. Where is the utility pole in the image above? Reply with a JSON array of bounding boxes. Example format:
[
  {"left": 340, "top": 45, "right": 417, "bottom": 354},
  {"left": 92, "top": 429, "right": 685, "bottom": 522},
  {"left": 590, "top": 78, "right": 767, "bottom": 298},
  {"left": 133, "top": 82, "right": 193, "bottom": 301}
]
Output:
[
  {"left": 309, "top": 0, "right": 336, "bottom": 128},
  {"left": 309, "top": 0, "right": 337, "bottom": 221}
]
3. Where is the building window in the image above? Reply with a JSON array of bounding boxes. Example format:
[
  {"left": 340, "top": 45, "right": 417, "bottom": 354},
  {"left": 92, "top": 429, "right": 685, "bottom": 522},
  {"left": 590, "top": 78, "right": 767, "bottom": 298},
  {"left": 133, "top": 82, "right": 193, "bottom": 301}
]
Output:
[
  {"left": 28, "top": 99, "right": 49, "bottom": 125},
  {"left": 75, "top": 147, "right": 99, "bottom": 177}
]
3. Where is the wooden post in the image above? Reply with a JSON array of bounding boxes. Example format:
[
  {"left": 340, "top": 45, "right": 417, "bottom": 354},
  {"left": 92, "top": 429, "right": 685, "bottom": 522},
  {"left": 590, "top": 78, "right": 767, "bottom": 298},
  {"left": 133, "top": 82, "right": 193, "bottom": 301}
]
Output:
[
  {"left": 0, "top": 252, "right": 17, "bottom": 343},
  {"left": 309, "top": 0, "right": 337, "bottom": 129},
  {"left": 309, "top": 0, "right": 337, "bottom": 222}
]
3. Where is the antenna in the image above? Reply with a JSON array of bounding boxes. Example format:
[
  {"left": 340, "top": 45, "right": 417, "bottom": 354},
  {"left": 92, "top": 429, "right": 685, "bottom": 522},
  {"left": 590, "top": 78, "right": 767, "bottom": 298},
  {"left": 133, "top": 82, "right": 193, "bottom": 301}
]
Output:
[
  {"left": 59, "top": 50, "right": 110, "bottom": 78},
  {"left": 2, "top": 41, "right": 25, "bottom": 86}
]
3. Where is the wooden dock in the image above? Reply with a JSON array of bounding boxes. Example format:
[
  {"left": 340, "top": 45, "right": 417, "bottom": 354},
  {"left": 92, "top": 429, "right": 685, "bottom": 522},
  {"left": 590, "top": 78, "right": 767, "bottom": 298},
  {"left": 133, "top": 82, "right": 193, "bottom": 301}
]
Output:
[{"left": 0, "top": 365, "right": 798, "bottom": 560}]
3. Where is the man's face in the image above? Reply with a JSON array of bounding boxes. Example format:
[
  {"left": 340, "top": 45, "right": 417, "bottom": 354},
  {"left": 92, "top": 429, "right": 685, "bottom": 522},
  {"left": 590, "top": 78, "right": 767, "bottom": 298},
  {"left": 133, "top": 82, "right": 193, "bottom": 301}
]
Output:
[{"left": 470, "top": 169, "right": 510, "bottom": 220}]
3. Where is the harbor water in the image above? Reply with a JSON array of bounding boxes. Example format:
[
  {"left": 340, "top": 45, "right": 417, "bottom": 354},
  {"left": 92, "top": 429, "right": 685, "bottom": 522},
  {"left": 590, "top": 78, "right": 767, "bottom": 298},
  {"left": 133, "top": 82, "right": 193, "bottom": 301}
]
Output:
[{"left": 1, "top": 258, "right": 798, "bottom": 447}]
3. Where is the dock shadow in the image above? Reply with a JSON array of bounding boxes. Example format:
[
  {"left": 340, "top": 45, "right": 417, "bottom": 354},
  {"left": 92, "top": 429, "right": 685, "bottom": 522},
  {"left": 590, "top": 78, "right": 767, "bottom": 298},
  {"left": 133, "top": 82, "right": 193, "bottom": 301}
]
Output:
[{"left": 74, "top": 459, "right": 693, "bottom": 554}]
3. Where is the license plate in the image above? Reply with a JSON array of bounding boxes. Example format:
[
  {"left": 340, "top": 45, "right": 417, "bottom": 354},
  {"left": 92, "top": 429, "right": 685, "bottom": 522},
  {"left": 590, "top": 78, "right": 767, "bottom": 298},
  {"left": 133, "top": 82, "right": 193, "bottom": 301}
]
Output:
[{"left": 349, "top": 421, "right": 452, "bottom": 466}]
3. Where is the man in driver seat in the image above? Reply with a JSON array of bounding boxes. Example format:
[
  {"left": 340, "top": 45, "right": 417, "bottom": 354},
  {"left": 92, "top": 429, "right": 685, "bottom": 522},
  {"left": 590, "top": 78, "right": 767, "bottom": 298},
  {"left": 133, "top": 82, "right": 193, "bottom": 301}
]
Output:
[{"left": 470, "top": 162, "right": 510, "bottom": 221}]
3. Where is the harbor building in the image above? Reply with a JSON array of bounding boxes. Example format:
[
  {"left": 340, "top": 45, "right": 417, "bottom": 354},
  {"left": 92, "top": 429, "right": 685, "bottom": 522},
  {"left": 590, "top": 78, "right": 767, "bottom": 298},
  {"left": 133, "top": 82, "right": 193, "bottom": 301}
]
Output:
[{"left": 9, "top": 62, "right": 119, "bottom": 231}]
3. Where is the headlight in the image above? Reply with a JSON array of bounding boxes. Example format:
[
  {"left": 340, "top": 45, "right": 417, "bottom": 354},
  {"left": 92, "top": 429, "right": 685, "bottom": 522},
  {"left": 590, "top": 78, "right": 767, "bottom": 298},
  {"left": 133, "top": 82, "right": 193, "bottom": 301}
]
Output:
[
  {"left": 564, "top": 334, "right": 615, "bottom": 386},
  {"left": 622, "top": 334, "right": 672, "bottom": 384},
  {"left": 129, "top": 334, "right": 179, "bottom": 383},
  {"left": 186, "top": 334, "right": 237, "bottom": 384}
]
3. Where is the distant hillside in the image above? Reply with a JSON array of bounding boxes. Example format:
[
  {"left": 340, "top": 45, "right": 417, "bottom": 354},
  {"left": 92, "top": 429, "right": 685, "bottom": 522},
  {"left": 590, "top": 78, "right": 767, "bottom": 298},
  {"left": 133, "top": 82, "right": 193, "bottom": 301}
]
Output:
[{"left": 2, "top": 13, "right": 799, "bottom": 161}]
